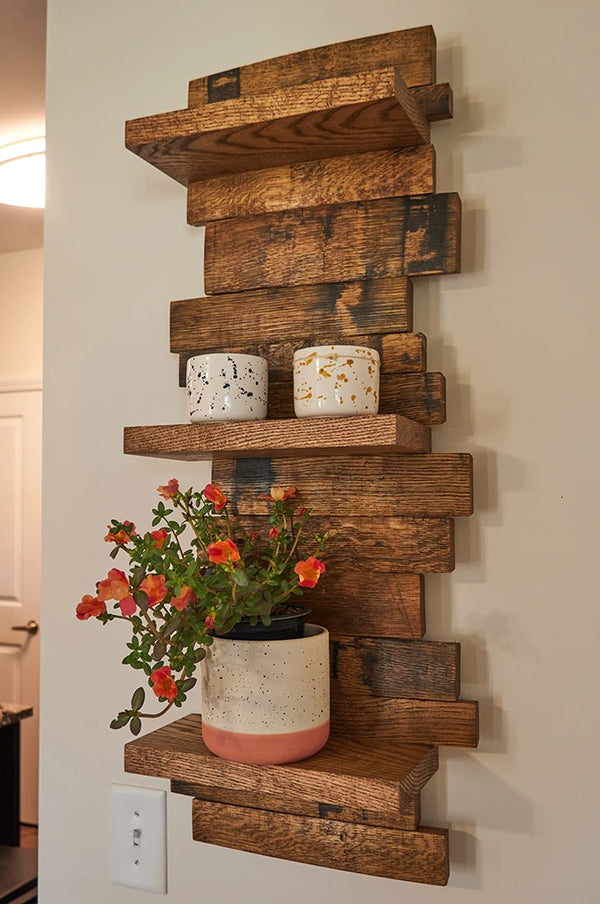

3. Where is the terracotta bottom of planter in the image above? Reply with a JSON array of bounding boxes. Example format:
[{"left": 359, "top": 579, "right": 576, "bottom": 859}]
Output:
[{"left": 202, "top": 719, "right": 330, "bottom": 765}]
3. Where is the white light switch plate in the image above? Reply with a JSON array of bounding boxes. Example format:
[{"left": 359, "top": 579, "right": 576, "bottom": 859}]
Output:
[{"left": 110, "top": 784, "right": 167, "bottom": 894}]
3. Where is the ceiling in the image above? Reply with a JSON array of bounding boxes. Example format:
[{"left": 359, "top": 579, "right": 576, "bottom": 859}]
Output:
[{"left": 0, "top": 0, "right": 46, "bottom": 254}]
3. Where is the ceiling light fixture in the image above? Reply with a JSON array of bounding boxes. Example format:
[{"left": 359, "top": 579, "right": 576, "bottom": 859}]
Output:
[{"left": 0, "top": 137, "right": 46, "bottom": 209}]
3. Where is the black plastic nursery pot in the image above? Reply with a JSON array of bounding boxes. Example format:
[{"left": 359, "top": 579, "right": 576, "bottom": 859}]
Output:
[{"left": 215, "top": 605, "right": 310, "bottom": 641}]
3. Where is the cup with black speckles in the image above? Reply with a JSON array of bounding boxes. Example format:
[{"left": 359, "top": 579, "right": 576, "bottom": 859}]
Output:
[
  {"left": 293, "top": 345, "right": 380, "bottom": 418},
  {"left": 186, "top": 353, "right": 268, "bottom": 422}
]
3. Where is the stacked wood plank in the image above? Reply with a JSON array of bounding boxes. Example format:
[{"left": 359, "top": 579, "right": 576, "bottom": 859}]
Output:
[{"left": 123, "top": 25, "right": 476, "bottom": 887}]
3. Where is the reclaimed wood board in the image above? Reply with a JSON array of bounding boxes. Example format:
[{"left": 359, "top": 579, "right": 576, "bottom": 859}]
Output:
[
  {"left": 212, "top": 453, "right": 473, "bottom": 517},
  {"left": 204, "top": 193, "right": 461, "bottom": 294},
  {"left": 170, "top": 277, "right": 413, "bottom": 353},
  {"left": 188, "top": 27, "right": 438, "bottom": 104},
  {"left": 178, "top": 332, "right": 426, "bottom": 386},
  {"left": 123, "top": 415, "right": 431, "bottom": 461},
  {"left": 268, "top": 371, "right": 446, "bottom": 424},
  {"left": 192, "top": 800, "right": 449, "bottom": 886},
  {"left": 331, "top": 697, "right": 479, "bottom": 748},
  {"left": 308, "top": 570, "right": 425, "bottom": 638},
  {"left": 187, "top": 145, "right": 435, "bottom": 225},
  {"left": 172, "top": 780, "right": 421, "bottom": 831},
  {"left": 125, "top": 714, "right": 439, "bottom": 813},
  {"left": 331, "top": 637, "right": 460, "bottom": 700},
  {"left": 238, "top": 514, "right": 454, "bottom": 573},
  {"left": 126, "top": 67, "right": 429, "bottom": 186}
]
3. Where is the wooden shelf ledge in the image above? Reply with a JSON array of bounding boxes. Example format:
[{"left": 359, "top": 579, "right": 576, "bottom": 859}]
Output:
[
  {"left": 124, "top": 714, "right": 438, "bottom": 818},
  {"left": 125, "top": 66, "right": 430, "bottom": 185},
  {"left": 123, "top": 414, "right": 431, "bottom": 461}
]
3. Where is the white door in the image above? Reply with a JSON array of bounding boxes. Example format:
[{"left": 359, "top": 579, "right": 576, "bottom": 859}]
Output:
[{"left": 0, "top": 388, "right": 42, "bottom": 824}]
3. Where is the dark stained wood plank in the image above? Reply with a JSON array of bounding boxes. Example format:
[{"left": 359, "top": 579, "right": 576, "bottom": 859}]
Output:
[
  {"left": 192, "top": 800, "right": 449, "bottom": 886},
  {"left": 212, "top": 453, "right": 472, "bottom": 517},
  {"left": 123, "top": 415, "right": 431, "bottom": 462},
  {"left": 309, "top": 570, "right": 425, "bottom": 638},
  {"left": 331, "top": 698, "right": 479, "bottom": 748},
  {"left": 126, "top": 67, "right": 429, "bottom": 186},
  {"left": 172, "top": 780, "right": 420, "bottom": 831},
  {"left": 188, "top": 27, "right": 438, "bottom": 106},
  {"left": 268, "top": 371, "right": 446, "bottom": 425},
  {"left": 411, "top": 83, "right": 453, "bottom": 121},
  {"left": 187, "top": 146, "right": 435, "bottom": 225},
  {"left": 204, "top": 194, "right": 461, "bottom": 294},
  {"left": 170, "top": 277, "right": 413, "bottom": 353},
  {"left": 125, "top": 714, "right": 439, "bottom": 812},
  {"left": 238, "top": 514, "right": 454, "bottom": 573},
  {"left": 178, "top": 332, "right": 426, "bottom": 385},
  {"left": 331, "top": 637, "right": 461, "bottom": 700}
]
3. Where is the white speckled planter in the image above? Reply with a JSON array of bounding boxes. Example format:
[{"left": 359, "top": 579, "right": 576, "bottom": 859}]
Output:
[
  {"left": 186, "top": 353, "right": 268, "bottom": 423},
  {"left": 293, "top": 345, "right": 380, "bottom": 417},
  {"left": 200, "top": 625, "right": 330, "bottom": 765}
]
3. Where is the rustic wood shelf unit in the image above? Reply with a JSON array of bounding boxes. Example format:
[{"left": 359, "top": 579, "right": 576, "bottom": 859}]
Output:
[{"left": 123, "top": 24, "right": 476, "bottom": 888}]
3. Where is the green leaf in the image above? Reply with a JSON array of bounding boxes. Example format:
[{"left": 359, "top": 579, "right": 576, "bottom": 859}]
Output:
[
  {"left": 110, "top": 712, "right": 131, "bottom": 729},
  {"left": 153, "top": 639, "right": 166, "bottom": 660},
  {"left": 131, "top": 565, "right": 146, "bottom": 585},
  {"left": 133, "top": 590, "right": 149, "bottom": 611},
  {"left": 109, "top": 546, "right": 119, "bottom": 560},
  {"left": 130, "top": 687, "right": 145, "bottom": 711},
  {"left": 130, "top": 716, "right": 142, "bottom": 736},
  {"left": 180, "top": 677, "right": 197, "bottom": 693},
  {"left": 231, "top": 568, "right": 249, "bottom": 588}
]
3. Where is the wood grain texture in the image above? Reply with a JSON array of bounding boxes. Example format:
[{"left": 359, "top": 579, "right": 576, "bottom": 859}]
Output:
[
  {"left": 192, "top": 800, "right": 449, "bottom": 886},
  {"left": 170, "top": 277, "right": 413, "bottom": 353},
  {"left": 126, "top": 67, "right": 429, "bottom": 186},
  {"left": 239, "top": 514, "right": 454, "bottom": 573},
  {"left": 411, "top": 83, "right": 453, "bottom": 121},
  {"left": 178, "top": 332, "right": 426, "bottom": 386},
  {"left": 125, "top": 714, "right": 439, "bottom": 812},
  {"left": 308, "top": 570, "right": 425, "bottom": 638},
  {"left": 331, "top": 697, "right": 479, "bottom": 748},
  {"left": 268, "top": 371, "right": 446, "bottom": 424},
  {"left": 123, "top": 415, "right": 431, "bottom": 462},
  {"left": 187, "top": 145, "right": 435, "bottom": 225},
  {"left": 188, "top": 27, "right": 438, "bottom": 105},
  {"left": 172, "top": 780, "right": 420, "bottom": 831},
  {"left": 204, "top": 194, "right": 461, "bottom": 294},
  {"left": 331, "top": 637, "right": 460, "bottom": 700},
  {"left": 212, "top": 453, "right": 473, "bottom": 517}
]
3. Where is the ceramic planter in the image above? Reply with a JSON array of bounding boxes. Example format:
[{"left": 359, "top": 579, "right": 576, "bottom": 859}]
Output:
[
  {"left": 293, "top": 345, "right": 380, "bottom": 417},
  {"left": 200, "top": 624, "right": 330, "bottom": 765},
  {"left": 186, "top": 353, "right": 268, "bottom": 422}
]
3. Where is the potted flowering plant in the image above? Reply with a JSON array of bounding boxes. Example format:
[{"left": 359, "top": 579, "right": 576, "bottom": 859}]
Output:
[{"left": 76, "top": 478, "right": 328, "bottom": 756}]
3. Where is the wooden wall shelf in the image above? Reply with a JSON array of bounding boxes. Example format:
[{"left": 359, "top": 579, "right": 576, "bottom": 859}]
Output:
[
  {"left": 123, "top": 24, "right": 476, "bottom": 888},
  {"left": 123, "top": 414, "right": 431, "bottom": 460}
]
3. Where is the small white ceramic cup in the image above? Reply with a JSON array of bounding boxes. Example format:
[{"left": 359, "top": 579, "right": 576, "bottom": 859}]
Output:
[
  {"left": 186, "top": 353, "right": 268, "bottom": 423},
  {"left": 293, "top": 345, "right": 380, "bottom": 418}
]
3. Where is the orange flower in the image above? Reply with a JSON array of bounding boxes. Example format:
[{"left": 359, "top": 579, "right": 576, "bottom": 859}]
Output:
[
  {"left": 203, "top": 484, "right": 227, "bottom": 511},
  {"left": 150, "top": 528, "right": 168, "bottom": 549},
  {"left": 150, "top": 665, "right": 178, "bottom": 703},
  {"left": 171, "top": 585, "right": 194, "bottom": 611},
  {"left": 205, "top": 612, "right": 215, "bottom": 630},
  {"left": 139, "top": 574, "right": 168, "bottom": 608},
  {"left": 208, "top": 538, "right": 240, "bottom": 564},
  {"left": 294, "top": 556, "right": 326, "bottom": 588},
  {"left": 269, "top": 527, "right": 279, "bottom": 539},
  {"left": 97, "top": 568, "right": 136, "bottom": 615},
  {"left": 157, "top": 479, "right": 179, "bottom": 500},
  {"left": 76, "top": 595, "right": 106, "bottom": 620},
  {"left": 270, "top": 486, "right": 296, "bottom": 501},
  {"left": 104, "top": 521, "right": 136, "bottom": 544}
]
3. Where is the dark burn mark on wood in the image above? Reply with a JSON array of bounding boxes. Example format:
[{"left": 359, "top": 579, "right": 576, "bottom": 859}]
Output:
[
  {"left": 231, "top": 459, "right": 277, "bottom": 512},
  {"left": 330, "top": 640, "right": 340, "bottom": 679},
  {"left": 207, "top": 68, "right": 241, "bottom": 103},
  {"left": 318, "top": 803, "right": 343, "bottom": 819},
  {"left": 405, "top": 194, "right": 452, "bottom": 275}
]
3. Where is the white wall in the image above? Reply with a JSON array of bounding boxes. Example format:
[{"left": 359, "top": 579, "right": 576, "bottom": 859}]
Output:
[
  {"left": 0, "top": 248, "right": 43, "bottom": 385},
  {"left": 40, "top": 1, "right": 600, "bottom": 902}
]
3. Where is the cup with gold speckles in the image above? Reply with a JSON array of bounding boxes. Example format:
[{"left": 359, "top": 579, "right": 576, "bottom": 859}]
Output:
[{"left": 293, "top": 345, "right": 380, "bottom": 418}]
